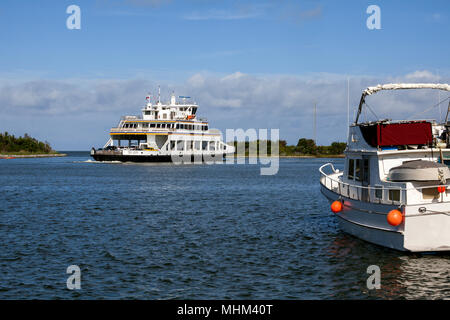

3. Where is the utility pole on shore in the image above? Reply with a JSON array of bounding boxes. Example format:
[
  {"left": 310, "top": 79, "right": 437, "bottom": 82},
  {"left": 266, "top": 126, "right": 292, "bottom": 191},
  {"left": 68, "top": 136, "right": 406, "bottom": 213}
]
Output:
[{"left": 313, "top": 102, "right": 317, "bottom": 145}]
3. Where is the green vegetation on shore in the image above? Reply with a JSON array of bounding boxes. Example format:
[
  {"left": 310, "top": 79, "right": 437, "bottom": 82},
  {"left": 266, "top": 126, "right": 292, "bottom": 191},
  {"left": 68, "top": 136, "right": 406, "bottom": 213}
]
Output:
[
  {"left": 0, "top": 132, "right": 58, "bottom": 155},
  {"left": 233, "top": 139, "right": 346, "bottom": 157}
]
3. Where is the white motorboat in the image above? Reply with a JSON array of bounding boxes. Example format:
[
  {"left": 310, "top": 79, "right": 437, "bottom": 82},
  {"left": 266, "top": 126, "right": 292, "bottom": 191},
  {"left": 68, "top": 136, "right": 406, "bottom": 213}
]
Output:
[{"left": 320, "top": 83, "right": 450, "bottom": 252}]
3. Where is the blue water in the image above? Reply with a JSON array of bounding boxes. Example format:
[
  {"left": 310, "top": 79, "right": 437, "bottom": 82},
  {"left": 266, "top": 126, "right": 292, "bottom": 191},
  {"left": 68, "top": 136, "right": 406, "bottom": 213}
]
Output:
[{"left": 1, "top": 152, "right": 450, "bottom": 299}]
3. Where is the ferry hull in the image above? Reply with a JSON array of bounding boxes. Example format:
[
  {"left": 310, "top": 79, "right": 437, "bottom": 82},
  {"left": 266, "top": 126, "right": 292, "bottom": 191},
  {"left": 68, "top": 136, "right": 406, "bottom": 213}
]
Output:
[
  {"left": 91, "top": 153, "right": 227, "bottom": 163},
  {"left": 321, "top": 184, "right": 450, "bottom": 252},
  {"left": 92, "top": 154, "right": 173, "bottom": 162}
]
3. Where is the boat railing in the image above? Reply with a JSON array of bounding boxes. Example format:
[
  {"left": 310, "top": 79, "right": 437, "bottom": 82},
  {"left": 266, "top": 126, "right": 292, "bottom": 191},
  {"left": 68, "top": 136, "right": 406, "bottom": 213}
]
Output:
[{"left": 319, "top": 163, "right": 450, "bottom": 206}]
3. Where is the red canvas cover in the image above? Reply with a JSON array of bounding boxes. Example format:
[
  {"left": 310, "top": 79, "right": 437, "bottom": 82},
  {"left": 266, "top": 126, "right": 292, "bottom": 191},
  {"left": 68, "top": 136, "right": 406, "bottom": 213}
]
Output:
[{"left": 377, "top": 122, "right": 432, "bottom": 146}]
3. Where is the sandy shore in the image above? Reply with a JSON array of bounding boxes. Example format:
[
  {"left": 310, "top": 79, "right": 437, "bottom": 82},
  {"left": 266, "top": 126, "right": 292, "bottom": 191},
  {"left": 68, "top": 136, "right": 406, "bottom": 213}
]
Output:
[
  {"left": 0, "top": 154, "right": 67, "bottom": 159},
  {"left": 235, "top": 155, "right": 345, "bottom": 159}
]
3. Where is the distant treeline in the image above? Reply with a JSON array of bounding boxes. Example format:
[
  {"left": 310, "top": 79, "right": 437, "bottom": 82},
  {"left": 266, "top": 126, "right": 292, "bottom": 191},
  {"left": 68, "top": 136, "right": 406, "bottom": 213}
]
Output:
[
  {"left": 233, "top": 139, "right": 346, "bottom": 156},
  {"left": 0, "top": 132, "right": 56, "bottom": 154}
]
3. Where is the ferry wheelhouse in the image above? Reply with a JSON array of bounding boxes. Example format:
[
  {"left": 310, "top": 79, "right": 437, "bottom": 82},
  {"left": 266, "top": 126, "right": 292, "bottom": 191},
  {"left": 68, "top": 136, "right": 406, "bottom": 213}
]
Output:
[
  {"left": 320, "top": 83, "right": 450, "bottom": 252},
  {"left": 91, "top": 92, "right": 234, "bottom": 162}
]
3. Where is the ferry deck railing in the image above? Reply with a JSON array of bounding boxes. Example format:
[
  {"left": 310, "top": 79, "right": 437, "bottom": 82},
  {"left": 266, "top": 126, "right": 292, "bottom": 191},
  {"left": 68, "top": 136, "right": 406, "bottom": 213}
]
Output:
[{"left": 110, "top": 127, "right": 219, "bottom": 134}]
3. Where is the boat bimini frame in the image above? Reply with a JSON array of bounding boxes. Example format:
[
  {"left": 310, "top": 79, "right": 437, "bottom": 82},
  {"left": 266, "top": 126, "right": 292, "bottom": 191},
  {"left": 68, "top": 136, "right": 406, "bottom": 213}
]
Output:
[{"left": 355, "top": 83, "right": 450, "bottom": 124}]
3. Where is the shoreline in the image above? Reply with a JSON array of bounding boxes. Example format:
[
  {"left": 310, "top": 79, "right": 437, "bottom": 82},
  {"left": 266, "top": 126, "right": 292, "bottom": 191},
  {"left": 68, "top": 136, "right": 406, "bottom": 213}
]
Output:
[
  {"left": 0, "top": 153, "right": 67, "bottom": 159},
  {"left": 235, "top": 155, "right": 345, "bottom": 158},
  {"left": 278, "top": 155, "right": 345, "bottom": 158}
]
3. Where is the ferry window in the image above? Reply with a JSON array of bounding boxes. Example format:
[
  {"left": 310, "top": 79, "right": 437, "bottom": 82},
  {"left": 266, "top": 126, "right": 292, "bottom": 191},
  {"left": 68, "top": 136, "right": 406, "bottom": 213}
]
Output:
[
  {"left": 202, "top": 141, "right": 208, "bottom": 150},
  {"left": 157, "top": 123, "right": 161, "bottom": 128},
  {"left": 205, "top": 126, "right": 208, "bottom": 131},
  {"left": 143, "top": 123, "right": 149, "bottom": 128},
  {"left": 209, "top": 141, "right": 215, "bottom": 151},
  {"left": 348, "top": 159, "right": 354, "bottom": 180},
  {"left": 389, "top": 189, "right": 400, "bottom": 202},
  {"left": 162, "top": 124, "right": 166, "bottom": 128},
  {"left": 170, "top": 141, "right": 175, "bottom": 150},
  {"left": 163, "top": 114, "right": 167, "bottom": 119},
  {"left": 150, "top": 123, "right": 155, "bottom": 128},
  {"left": 177, "top": 141, "right": 184, "bottom": 151},
  {"left": 176, "top": 124, "right": 179, "bottom": 129},
  {"left": 195, "top": 141, "right": 200, "bottom": 150},
  {"left": 355, "top": 159, "right": 362, "bottom": 181}
]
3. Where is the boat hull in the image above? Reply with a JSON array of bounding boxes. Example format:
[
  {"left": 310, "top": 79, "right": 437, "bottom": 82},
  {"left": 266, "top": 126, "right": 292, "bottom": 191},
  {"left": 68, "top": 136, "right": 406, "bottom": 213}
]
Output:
[
  {"left": 321, "top": 183, "right": 450, "bottom": 252},
  {"left": 321, "top": 184, "right": 406, "bottom": 251}
]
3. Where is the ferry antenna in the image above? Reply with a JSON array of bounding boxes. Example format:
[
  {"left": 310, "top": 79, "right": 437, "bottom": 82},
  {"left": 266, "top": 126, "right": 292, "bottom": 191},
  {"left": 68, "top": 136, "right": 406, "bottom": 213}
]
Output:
[{"left": 158, "top": 85, "right": 161, "bottom": 104}]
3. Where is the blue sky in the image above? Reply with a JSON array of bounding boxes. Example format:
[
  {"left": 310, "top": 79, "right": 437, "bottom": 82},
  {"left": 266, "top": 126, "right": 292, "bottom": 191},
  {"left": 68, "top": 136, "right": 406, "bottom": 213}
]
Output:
[{"left": 0, "top": 0, "right": 449, "bottom": 149}]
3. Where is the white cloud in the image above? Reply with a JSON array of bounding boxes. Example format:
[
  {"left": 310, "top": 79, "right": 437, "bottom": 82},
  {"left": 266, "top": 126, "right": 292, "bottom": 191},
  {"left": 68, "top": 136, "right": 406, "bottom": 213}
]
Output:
[
  {"left": 124, "top": 0, "right": 172, "bottom": 7},
  {"left": 183, "top": 9, "right": 261, "bottom": 21},
  {"left": 404, "top": 70, "right": 441, "bottom": 82},
  {"left": 0, "top": 70, "right": 448, "bottom": 149}
]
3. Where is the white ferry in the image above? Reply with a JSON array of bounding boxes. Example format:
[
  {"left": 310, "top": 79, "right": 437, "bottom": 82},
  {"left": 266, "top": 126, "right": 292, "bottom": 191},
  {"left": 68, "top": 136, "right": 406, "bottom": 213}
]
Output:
[
  {"left": 320, "top": 83, "right": 450, "bottom": 252},
  {"left": 91, "top": 91, "right": 234, "bottom": 162}
]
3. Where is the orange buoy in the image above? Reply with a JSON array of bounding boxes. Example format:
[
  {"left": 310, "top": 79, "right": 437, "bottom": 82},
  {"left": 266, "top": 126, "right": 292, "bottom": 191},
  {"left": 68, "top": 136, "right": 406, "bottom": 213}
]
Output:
[
  {"left": 438, "top": 186, "right": 446, "bottom": 193},
  {"left": 331, "top": 200, "right": 343, "bottom": 213},
  {"left": 387, "top": 209, "right": 403, "bottom": 226}
]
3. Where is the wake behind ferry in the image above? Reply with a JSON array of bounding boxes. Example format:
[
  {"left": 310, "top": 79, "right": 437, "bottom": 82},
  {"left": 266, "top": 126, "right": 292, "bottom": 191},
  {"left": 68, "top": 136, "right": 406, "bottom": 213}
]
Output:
[
  {"left": 91, "top": 90, "right": 234, "bottom": 162},
  {"left": 320, "top": 83, "right": 450, "bottom": 252}
]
